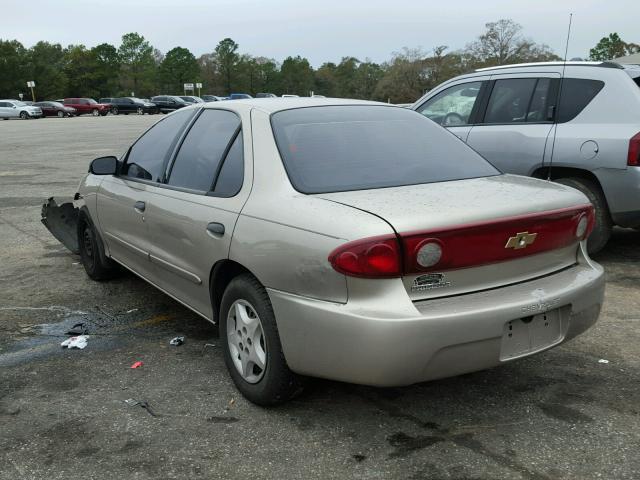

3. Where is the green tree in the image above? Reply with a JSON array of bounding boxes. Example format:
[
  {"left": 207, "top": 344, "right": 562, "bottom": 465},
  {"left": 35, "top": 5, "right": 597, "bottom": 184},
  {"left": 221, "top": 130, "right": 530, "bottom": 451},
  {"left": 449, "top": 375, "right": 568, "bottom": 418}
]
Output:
[
  {"left": 26, "top": 41, "right": 67, "bottom": 100},
  {"left": 589, "top": 33, "right": 639, "bottom": 60},
  {"left": 118, "top": 33, "right": 156, "bottom": 96},
  {"left": 91, "top": 43, "right": 119, "bottom": 97},
  {"left": 159, "top": 47, "right": 200, "bottom": 93},
  {"left": 215, "top": 38, "right": 239, "bottom": 94},
  {"left": 314, "top": 62, "right": 338, "bottom": 97},
  {"left": 0, "top": 39, "right": 27, "bottom": 98},
  {"left": 354, "top": 60, "right": 384, "bottom": 99},
  {"left": 63, "top": 44, "right": 99, "bottom": 97},
  {"left": 374, "top": 48, "right": 430, "bottom": 103},
  {"left": 280, "top": 55, "right": 314, "bottom": 95},
  {"left": 254, "top": 57, "right": 280, "bottom": 94}
]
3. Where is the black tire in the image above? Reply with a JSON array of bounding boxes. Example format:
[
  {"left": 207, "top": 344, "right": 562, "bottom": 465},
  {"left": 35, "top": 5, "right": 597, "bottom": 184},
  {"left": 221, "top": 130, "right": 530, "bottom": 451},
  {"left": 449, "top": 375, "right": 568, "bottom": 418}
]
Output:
[
  {"left": 19, "top": 111, "right": 28, "bottom": 119},
  {"left": 112, "top": 107, "right": 119, "bottom": 115},
  {"left": 220, "top": 273, "right": 303, "bottom": 406},
  {"left": 78, "top": 217, "right": 119, "bottom": 281},
  {"left": 57, "top": 110, "right": 64, "bottom": 118},
  {"left": 92, "top": 108, "right": 99, "bottom": 116},
  {"left": 555, "top": 177, "right": 612, "bottom": 254}
]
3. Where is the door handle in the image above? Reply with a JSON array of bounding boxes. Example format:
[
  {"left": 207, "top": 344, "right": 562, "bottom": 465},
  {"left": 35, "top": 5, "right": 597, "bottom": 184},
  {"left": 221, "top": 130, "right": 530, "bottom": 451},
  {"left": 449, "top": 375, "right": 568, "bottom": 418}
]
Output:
[
  {"left": 134, "top": 201, "right": 146, "bottom": 213},
  {"left": 206, "top": 222, "right": 225, "bottom": 236}
]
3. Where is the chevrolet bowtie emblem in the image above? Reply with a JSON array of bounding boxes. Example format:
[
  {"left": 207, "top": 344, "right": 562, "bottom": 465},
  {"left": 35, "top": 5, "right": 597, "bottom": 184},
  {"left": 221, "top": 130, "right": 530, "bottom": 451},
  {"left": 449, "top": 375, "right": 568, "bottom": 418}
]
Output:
[{"left": 505, "top": 231, "right": 538, "bottom": 250}]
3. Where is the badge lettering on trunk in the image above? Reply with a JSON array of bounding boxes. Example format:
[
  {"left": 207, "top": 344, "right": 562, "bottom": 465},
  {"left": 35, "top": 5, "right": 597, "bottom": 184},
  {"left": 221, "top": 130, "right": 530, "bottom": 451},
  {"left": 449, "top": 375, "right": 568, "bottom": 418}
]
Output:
[
  {"left": 505, "top": 231, "right": 537, "bottom": 250},
  {"left": 411, "top": 273, "right": 451, "bottom": 291}
]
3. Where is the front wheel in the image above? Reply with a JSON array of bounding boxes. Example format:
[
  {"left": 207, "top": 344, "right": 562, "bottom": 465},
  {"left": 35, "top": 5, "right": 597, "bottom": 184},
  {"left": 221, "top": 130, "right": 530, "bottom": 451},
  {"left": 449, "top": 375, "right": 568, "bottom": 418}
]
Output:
[
  {"left": 57, "top": 110, "right": 64, "bottom": 118},
  {"left": 92, "top": 108, "right": 99, "bottom": 116},
  {"left": 220, "top": 274, "right": 303, "bottom": 406},
  {"left": 78, "top": 218, "right": 119, "bottom": 280},
  {"left": 137, "top": 107, "right": 144, "bottom": 115},
  {"left": 555, "top": 177, "right": 612, "bottom": 255},
  {"left": 19, "top": 111, "right": 28, "bottom": 119}
]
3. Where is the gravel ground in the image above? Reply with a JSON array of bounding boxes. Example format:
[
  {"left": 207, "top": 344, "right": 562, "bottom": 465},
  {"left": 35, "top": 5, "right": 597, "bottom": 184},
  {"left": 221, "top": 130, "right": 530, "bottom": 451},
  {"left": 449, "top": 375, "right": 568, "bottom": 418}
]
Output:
[{"left": 0, "top": 114, "right": 639, "bottom": 480}]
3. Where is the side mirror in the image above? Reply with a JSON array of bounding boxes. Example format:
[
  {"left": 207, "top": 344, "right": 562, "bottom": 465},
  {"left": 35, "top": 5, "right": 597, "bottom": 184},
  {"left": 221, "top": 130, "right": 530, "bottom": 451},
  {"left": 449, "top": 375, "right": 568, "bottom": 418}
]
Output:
[{"left": 89, "top": 156, "right": 118, "bottom": 175}]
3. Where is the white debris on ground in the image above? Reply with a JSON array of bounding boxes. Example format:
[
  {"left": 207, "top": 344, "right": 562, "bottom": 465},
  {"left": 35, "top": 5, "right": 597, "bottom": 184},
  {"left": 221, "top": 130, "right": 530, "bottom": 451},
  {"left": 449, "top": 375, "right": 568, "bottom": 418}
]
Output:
[
  {"left": 598, "top": 359, "right": 610, "bottom": 364},
  {"left": 60, "top": 335, "right": 88, "bottom": 349}
]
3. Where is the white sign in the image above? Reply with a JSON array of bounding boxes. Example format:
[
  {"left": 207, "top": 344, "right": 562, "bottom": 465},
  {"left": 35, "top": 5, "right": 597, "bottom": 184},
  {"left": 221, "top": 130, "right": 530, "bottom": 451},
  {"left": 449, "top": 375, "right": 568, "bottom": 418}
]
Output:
[
  {"left": 27, "top": 81, "right": 35, "bottom": 88},
  {"left": 19, "top": 93, "right": 23, "bottom": 100},
  {"left": 184, "top": 83, "right": 194, "bottom": 89},
  {"left": 195, "top": 83, "right": 202, "bottom": 89}
]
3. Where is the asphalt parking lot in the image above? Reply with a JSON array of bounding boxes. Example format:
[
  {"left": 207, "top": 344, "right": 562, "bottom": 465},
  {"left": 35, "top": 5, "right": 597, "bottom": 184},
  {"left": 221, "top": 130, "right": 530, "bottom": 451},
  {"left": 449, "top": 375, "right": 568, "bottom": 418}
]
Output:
[{"left": 1, "top": 115, "right": 639, "bottom": 480}]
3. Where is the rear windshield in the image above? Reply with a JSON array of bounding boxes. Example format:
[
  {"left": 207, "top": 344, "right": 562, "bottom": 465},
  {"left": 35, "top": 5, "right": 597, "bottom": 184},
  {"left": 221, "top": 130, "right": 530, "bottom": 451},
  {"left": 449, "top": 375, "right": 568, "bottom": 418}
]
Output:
[{"left": 271, "top": 105, "right": 499, "bottom": 194}]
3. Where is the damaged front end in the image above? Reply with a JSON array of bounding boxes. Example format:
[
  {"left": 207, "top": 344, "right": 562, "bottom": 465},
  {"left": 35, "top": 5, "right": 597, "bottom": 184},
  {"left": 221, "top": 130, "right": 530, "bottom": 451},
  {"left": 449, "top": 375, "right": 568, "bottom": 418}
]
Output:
[{"left": 41, "top": 197, "right": 80, "bottom": 254}]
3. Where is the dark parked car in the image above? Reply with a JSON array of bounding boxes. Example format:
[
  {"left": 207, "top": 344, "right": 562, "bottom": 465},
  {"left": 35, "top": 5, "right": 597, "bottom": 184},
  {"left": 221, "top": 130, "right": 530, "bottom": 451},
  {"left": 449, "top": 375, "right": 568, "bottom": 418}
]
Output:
[
  {"left": 179, "top": 96, "right": 204, "bottom": 104},
  {"left": 33, "top": 101, "right": 76, "bottom": 117},
  {"left": 201, "top": 95, "right": 225, "bottom": 102},
  {"left": 99, "top": 97, "right": 158, "bottom": 115},
  {"left": 62, "top": 98, "right": 110, "bottom": 116},
  {"left": 150, "top": 95, "right": 189, "bottom": 113},
  {"left": 256, "top": 93, "right": 277, "bottom": 98},
  {"left": 229, "top": 93, "right": 253, "bottom": 100}
]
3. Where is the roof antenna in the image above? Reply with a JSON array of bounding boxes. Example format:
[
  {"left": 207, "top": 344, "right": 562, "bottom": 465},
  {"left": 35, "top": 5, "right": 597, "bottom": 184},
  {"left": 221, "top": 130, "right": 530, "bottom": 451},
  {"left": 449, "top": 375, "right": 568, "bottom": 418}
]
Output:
[{"left": 547, "top": 13, "right": 573, "bottom": 181}]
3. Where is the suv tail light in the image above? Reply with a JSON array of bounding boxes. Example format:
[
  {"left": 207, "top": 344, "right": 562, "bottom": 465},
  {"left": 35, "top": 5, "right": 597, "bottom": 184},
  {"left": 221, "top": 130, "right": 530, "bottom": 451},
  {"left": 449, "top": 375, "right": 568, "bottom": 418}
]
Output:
[
  {"left": 329, "top": 205, "right": 594, "bottom": 278},
  {"left": 628, "top": 132, "right": 640, "bottom": 166}
]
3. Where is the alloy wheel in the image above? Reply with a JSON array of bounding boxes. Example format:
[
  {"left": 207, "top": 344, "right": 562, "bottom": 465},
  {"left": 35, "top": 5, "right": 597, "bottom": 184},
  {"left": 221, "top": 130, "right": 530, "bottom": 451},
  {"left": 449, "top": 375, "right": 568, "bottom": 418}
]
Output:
[
  {"left": 137, "top": 107, "right": 144, "bottom": 115},
  {"left": 226, "top": 300, "right": 267, "bottom": 384}
]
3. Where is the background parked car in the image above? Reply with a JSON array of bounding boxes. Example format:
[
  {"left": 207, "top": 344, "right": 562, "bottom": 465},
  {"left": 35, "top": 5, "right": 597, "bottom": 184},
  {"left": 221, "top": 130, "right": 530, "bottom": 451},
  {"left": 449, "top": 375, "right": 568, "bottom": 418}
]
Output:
[
  {"left": 150, "top": 95, "right": 189, "bottom": 113},
  {"left": 0, "top": 100, "right": 42, "bottom": 119},
  {"left": 33, "top": 101, "right": 76, "bottom": 117},
  {"left": 99, "top": 97, "right": 158, "bottom": 115},
  {"left": 62, "top": 98, "right": 110, "bottom": 116},
  {"left": 256, "top": 93, "right": 277, "bottom": 98},
  {"left": 201, "top": 95, "right": 226, "bottom": 102},
  {"left": 179, "top": 96, "right": 204, "bottom": 104},
  {"left": 412, "top": 61, "right": 640, "bottom": 253},
  {"left": 229, "top": 93, "right": 252, "bottom": 99},
  {"left": 281, "top": 94, "right": 299, "bottom": 98}
]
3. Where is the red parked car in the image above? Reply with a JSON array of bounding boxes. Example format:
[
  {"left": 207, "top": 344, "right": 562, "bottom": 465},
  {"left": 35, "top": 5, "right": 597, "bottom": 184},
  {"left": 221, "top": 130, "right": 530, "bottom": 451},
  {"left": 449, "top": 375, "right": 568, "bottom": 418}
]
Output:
[
  {"left": 61, "top": 98, "right": 110, "bottom": 116},
  {"left": 33, "top": 101, "right": 76, "bottom": 117}
]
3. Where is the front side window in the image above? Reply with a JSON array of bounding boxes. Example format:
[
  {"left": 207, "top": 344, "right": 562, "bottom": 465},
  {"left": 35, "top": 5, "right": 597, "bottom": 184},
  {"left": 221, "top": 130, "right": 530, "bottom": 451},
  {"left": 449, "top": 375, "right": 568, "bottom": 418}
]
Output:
[
  {"left": 417, "top": 81, "right": 482, "bottom": 126},
  {"left": 124, "top": 109, "right": 195, "bottom": 181},
  {"left": 167, "top": 109, "right": 241, "bottom": 192},
  {"left": 272, "top": 106, "right": 499, "bottom": 194}
]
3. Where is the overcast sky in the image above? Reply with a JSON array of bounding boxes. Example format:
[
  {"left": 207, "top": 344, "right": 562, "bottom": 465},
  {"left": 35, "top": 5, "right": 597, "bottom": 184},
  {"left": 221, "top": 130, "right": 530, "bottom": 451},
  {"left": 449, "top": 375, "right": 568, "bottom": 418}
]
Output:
[{"left": 3, "top": 0, "right": 637, "bottom": 65}]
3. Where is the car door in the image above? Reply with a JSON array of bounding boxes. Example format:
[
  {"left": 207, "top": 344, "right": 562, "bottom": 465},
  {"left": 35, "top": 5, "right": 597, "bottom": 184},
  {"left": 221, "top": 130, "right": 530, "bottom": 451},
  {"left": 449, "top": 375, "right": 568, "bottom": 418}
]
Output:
[
  {"left": 414, "top": 77, "right": 490, "bottom": 141},
  {"left": 143, "top": 107, "right": 251, "bottom": 319},
  {"left": 97, "top": 108, "right": 197, "bottom": 281},
  {"left": 0, "top": 102, "right": 9, "bottom": 118},
  {"left": 465, "top": 74, "right": 559, "bottom": 175}
]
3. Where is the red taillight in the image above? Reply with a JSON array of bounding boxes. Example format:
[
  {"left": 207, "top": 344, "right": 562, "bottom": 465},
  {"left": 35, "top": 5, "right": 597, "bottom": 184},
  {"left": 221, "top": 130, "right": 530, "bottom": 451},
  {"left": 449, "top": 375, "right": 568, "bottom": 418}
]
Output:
[
  {"left": 329, "top": 205, "right": 593, "bottom": 278},
  {"left": 328, "top": 235, "right": 402, "bottom": 278},
  {"left": 628, "top": 132, "right": 640, "bottom": 166}
]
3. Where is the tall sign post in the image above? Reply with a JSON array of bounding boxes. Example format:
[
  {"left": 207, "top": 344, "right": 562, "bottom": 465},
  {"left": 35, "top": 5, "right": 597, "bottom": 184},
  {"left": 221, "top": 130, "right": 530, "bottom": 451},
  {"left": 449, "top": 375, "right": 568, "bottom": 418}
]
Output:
[
  {"left": 27, "top": 81, "right": 36, "bottom": 101},
  {"left": 196, "top": 82, "right": 202, "bottom": 97}
]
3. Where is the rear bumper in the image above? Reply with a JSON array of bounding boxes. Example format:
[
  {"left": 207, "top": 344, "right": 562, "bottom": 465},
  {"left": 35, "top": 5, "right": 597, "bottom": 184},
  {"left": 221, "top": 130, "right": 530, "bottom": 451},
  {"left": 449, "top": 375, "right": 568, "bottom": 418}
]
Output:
[{"left": 269, "top": 246, "right": 604, "bottom": 387}]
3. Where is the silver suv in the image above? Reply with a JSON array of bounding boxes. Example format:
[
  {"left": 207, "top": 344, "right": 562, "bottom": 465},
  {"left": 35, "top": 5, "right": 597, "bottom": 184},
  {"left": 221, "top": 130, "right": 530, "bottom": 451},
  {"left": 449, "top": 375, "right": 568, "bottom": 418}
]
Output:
[
  {"left": 0, "top": 99, "right": 42, "bottom": 119},
  {"left": 411, "top": 61, "right": 640, "bottom": 253}
]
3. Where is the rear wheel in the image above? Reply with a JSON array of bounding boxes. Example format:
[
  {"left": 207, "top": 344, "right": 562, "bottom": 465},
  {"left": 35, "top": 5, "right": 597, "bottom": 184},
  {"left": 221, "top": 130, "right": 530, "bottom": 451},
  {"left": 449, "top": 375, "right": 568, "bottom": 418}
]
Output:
[
  {"left": 112, "top": 107, "right": 119, "bottom": 115},
  {"left": 78, "top": 218, "right": 119, "bottom": 280},
  {"left": 555, "top": 177, "right": 612, "bottom": 254},
  {"left": 19, "top": 111, "right": 28, "bottom": 119},
  {"left": 220, "top": 273, "right": 303, "bottom": 406}
]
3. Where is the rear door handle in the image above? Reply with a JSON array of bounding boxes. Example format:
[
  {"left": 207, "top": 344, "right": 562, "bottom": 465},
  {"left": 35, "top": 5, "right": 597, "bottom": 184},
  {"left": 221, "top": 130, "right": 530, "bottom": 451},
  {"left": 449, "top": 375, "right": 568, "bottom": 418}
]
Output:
[
  {"left": 206, "top": 222, "right": 225, "bottom": 236},
  {"left": 134, "top": 201, "right": 146, "bottom": 213}
]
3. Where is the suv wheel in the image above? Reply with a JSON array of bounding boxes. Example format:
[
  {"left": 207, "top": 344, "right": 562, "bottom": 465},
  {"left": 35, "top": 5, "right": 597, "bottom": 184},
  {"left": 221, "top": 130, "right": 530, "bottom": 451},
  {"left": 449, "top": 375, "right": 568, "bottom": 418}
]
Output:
[
  {"left": 112, "top": 107, "right": 119, "bottom": 115},
  {"left": 137, "top": 107, "right": 144, "bottom": 115},
  {"left": 220, "top": 273, "right": 303, "bottom": 406},
  {"left": 19, "top": 111, "right": 28, "bottom": 119},
  {"left": 92, "top": 108, "right": 99, "bottom": 116},
  {"left": 555, "top": 177, "right": 612, "bottom": 255},
  {"left": 78, "top": 217, "right": 119, "bottom": 280}
]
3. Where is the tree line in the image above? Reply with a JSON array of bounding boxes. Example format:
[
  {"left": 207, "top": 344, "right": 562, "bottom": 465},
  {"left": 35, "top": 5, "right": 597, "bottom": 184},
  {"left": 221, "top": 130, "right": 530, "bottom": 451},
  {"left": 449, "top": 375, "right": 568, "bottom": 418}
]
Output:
[{"left": 0, "top": 20, "right": 635, "bottom": 104}]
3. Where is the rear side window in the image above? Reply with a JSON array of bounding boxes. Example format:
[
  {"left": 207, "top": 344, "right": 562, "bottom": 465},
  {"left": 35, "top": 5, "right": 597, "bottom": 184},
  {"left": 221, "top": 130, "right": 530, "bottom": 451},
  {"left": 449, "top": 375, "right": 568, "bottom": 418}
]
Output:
[
  {"left": 124, "top": 108, "right": 195, "bottom": 181},
  {"left": 556, "top": 79, "right": 604, "bottom": 123},
  {"left": 271, "top": 106, "right": 499, "bottom": 194},
  {"left": 484, "top": 78, "right": 538, "bottom": 123},
  {"left": 417, "top": 81, "right": 483, "bottom": 126},
  {"left": 167, "top": 109, "right": 241, "bottom": 192},
  {"left": 213, "top": 133, "right": 244, "bottom": 196}
]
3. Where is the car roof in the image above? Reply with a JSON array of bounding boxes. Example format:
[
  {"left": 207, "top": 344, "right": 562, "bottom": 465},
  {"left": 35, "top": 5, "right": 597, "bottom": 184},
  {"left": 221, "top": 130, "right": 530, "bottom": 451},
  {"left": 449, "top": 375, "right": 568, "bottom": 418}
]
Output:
[
  {"left": 201, "top": 97, "right": 388, "bottom": 114},
  {"left": 475, "top": 61, "right": 624, "bottom": 72}
]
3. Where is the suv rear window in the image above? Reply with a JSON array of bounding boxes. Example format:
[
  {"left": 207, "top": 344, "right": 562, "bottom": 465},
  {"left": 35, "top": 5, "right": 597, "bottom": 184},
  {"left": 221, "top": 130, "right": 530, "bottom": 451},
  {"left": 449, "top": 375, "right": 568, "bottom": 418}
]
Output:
[
  {"left": 557, "top": 79, "right": 604, "bottom": 123},
  {"left": 271, "top": 106, "right": 499, "bottom": 194}
]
